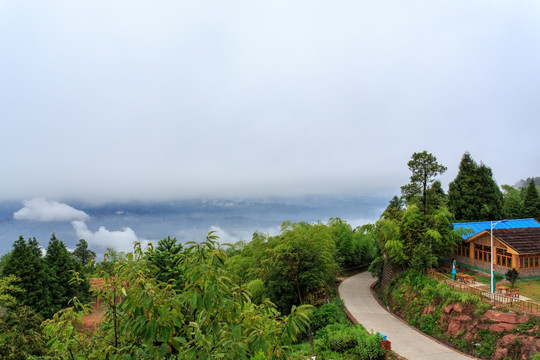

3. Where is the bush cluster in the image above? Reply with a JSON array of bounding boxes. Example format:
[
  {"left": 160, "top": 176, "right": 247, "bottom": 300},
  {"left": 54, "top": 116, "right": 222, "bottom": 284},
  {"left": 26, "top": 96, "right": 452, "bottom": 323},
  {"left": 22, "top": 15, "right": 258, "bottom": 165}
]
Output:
[{"left": 292, "top": 301, "right": 386, "bottom": 360}]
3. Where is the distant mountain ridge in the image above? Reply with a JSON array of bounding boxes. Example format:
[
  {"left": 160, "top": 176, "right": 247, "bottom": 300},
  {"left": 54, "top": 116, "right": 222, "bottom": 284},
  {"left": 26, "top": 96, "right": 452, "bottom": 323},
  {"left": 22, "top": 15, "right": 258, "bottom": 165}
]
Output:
[{"left": 514, "top": 177, "right": 540, "bottom": 188}]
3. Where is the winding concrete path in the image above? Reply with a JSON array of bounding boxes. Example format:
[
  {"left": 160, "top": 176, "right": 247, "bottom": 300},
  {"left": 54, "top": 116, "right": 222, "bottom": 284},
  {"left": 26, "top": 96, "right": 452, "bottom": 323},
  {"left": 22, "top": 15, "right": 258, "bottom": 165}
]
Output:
[{"left": 339, "top": 272, "right": 478, "bottom": 360}]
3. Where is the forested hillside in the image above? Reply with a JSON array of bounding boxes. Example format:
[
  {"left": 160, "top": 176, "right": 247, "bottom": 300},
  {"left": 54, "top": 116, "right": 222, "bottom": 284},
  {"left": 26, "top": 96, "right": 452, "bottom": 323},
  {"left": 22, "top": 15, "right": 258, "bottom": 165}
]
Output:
[{"left": 0, "top": 219, "right": 378, "bottom": 359}]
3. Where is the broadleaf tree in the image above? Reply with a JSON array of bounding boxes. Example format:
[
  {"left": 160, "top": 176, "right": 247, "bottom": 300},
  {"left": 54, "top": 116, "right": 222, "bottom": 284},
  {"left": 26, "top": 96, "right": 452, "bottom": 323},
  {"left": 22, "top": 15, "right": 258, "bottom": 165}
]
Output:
[
  {"left": 501, "top": 184, "right": 524, "bottom": 219},
  {"left": 43, "top": 234, "right": 313, "bottom": 360}
]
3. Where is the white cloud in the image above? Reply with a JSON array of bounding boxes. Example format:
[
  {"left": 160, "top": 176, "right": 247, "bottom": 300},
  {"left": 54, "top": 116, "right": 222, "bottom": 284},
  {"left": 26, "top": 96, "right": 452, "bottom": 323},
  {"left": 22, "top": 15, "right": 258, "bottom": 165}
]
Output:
[
  {"left": 71, "top": 220, "right": 148, "bottom": 253},
  {"left": 207, "top": 225, "right": 251, "bottom": 245},
  {"left": 208, "top": 224, "right": 282, "bottom": 244},
  {"left": 13, "top": 198, "right": 90, "bottom": 222}
]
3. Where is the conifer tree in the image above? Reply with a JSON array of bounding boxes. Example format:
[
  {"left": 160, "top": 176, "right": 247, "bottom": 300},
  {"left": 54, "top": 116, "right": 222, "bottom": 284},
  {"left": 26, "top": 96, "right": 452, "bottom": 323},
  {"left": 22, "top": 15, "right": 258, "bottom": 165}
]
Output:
[
  {"left": 400, "top": 151, "right": 447, "bottom": 215},
  {"left": 72, "top": 238, "right": 96, "bottom": 270},
  {"left": 425, "top": 180, "right": 447, "bottom": 214},
  {"left": 448, "top": 152, "right": 503, "bottom": 221},
  {"left": 523, "top": 179, "right": 540, "bottom": 219},
  {"left": 382, "top": 196, "right": 405, "bottom": 221},
  {"left": 147, "top": 236, "right": 184, "bottom": 288},
  {"left": 476, "top": 163, "right": 504, "bottom": 220},
  {"left": 45, "top": 234, "right": 90, "bottom": 314},
  {"left": 448, "top": 152, "right": 479, "bottom": 221},
  {"left": 1, "top": 236, "right": 51, "bottom": 316}
]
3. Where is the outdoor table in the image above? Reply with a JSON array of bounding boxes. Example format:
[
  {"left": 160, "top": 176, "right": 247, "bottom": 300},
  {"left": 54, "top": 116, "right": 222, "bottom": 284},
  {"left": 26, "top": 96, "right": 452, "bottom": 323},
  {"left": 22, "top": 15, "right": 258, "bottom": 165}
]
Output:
[
  {"left": 456, "top": 273, "right": 467, "bottom": 282},
  {"left": 496, "top": 285, "right": 509, "bottom": 294},
  {"left": 507, "top": 288, "right": 520, "bottom": 298}
]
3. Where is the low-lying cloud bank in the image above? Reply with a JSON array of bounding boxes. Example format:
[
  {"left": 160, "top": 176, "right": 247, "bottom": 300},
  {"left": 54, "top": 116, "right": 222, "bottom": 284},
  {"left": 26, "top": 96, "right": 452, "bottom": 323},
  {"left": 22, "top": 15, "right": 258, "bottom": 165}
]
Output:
[
  {"left": 14, "top": 198, "right": 148, "bottom": 253},
  {"left": 71, "top": 220, "right": 148, "bottom": 253},
  {"left": 13, "top": 198, "right": 90, "bottom": 222}
]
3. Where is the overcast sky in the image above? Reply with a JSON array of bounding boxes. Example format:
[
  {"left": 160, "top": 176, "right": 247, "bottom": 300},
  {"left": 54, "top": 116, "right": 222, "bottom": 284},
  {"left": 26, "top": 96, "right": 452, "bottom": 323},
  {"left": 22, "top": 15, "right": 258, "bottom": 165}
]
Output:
[{"left": 1, "top": 1, "right": 539, "bottom": 203}]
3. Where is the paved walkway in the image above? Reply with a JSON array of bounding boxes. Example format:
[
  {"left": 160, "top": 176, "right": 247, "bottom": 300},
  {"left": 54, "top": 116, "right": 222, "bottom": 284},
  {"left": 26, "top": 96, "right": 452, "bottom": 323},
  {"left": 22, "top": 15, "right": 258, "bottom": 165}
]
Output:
[{"left": 338, "top": 272, "right": 478, "bottom": 360}]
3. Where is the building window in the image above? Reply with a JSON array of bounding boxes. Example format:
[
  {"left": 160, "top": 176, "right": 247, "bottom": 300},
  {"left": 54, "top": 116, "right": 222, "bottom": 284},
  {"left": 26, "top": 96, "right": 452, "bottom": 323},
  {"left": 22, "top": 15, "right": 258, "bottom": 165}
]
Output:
[
  {"left": 496, "top": 248, "right": 512, "bottom": 268},
  {"left": 457, "top": 244, "right": 470, "bottom": 258},
  {"left": 474, "top": 244, "right": 491, "bottom": 263},
  {"left": 520, "top": 255, "right": 540, "bottom": 269}
]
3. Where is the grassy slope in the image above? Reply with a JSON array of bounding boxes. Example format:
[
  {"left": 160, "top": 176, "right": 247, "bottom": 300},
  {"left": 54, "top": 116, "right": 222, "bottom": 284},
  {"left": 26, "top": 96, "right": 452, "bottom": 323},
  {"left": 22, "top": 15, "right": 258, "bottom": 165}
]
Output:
[{"left": 514, "top": 279, "right": 540, "bottom": 301}]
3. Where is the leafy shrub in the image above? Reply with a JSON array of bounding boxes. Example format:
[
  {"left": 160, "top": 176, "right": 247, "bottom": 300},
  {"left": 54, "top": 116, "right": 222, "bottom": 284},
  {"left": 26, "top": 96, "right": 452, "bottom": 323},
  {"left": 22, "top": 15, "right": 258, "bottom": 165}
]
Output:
[
  {"left": 326, "top": 329, "right": 358, "bottom": 352},
  {"left": 245, "top": 278, "right": 266, "bottom": 304},
  {"left": 353, "top": 333, "right": 385, "bottom": 359},
  {"left": 368, "top": 255, "right": 384, "bottom": 279},
  {"left": 505, "top": 268, "right": 520, "bottom": 287},
  {"left": 452, "top": 338, "right": 469, "bottom": 352},
  {"left": 408, "top": 311, "right": 420, "bottom": 327},
  {"left": 316, "top": 323, "right": 385, "bottom": 359},
  {"left": 475, "top": 329, "right": 498, "bottom": 359},
  {"left": 0, "top": 306, "right": 48, "bottom": 360},
  {"left": 312, "top": 301, "right": 349, "bottom": 332},
  {"left": 474, "top": 301, "right": 490, "bottom": 317},
  {"left": 419, "top": 314, "right": 435, "bottom": 335}
]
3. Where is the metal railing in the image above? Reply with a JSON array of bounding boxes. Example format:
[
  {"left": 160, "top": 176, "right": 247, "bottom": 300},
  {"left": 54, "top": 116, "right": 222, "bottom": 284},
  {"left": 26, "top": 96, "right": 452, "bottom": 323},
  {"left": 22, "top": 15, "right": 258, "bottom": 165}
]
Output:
[{"left": 427, "top": 269, "right": 540, "bottom": 316}]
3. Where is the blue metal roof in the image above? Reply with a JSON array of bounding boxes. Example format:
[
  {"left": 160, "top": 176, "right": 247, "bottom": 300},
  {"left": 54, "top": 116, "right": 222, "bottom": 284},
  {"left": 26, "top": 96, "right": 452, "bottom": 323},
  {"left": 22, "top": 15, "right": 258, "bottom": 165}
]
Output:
[{"left": 453, "top": 218, "right": 540, "bottom": 239}]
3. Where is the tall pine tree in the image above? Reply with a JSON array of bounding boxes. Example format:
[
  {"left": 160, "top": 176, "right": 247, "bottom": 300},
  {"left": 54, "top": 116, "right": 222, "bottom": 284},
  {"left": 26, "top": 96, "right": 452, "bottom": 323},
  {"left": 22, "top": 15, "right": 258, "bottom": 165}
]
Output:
[
  {"left": 476, "top": 163, "right": 504, "bottom": 220},
  {"left": 1, "top": 236, "right": 52, "bottom": 316},
  {"left": 45, "top": 234, "right": 90, "bottom": 314},
  {"left": 400, "top": 151, "right": 447, "bottom": 215},
  {"left": 448, "top": 152, "right": 503, "bottom": 221},
  {"left": 448, "top": 152, "right": 478, "bottom": 220},
  {"left": 73, "top": 238, "right": 96, "bottom": 270},
  {"left": 523, "top": 179, "right": 540, "bottom": 219},
  {"left": 425, "top": 180, "right": 447, "bottom": 214}
]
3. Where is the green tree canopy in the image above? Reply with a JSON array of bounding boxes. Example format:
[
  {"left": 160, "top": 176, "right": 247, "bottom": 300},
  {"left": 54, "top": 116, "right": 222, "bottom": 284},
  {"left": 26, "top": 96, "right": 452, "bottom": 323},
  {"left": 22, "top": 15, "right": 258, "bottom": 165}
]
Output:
[
  {"left": 226, "top": 219, "right": 377, "bottom": 315},
  {"left": 376, "top": 205, "right": 461, "bottom": 271},
  {"left": 501, "top": 184, "right": 524, "bottom": 219},
  {"left": 0, "top": 275, "right": 22, "bottom": 309},
  {"left": 46, "top": 234, "right": 90, "bottom": 315},
  {"left": 476, "top": 163, "right": 504, "bottom": 220},
  {"left": 448, "top": 152, "right": 503, "bottom": 221},
  {"left": 400, "top": 151, "right": 447, "bottom": 215},
  {"left": 523, "top": 179, "right": 540, "bottom": 219},
  {"left": 146, "top": 236, "right": 184, "bottom": 288},
  {"left": 0, "top": 305, "right": 48, "bottom": 359},
  {"left": 425, "top": 180, "right": 447, "bottom": 214},
  {"left": 384, "top": 195, "right": 405, "bottom": 221},
  {"left": 327, "top": 218, "right": 375, "bottom": 270},
  {"left": 263, "top": 222, "right": 337, "bottom": 313},
  {"left": 72, "top": 238, "right": 96, "bottom": 269},
  {"left": 1, "top": 236, "right": 51, "bottom": 316},
  {"left": 43, "top": 236, "right": 312, "bottom": 359}
]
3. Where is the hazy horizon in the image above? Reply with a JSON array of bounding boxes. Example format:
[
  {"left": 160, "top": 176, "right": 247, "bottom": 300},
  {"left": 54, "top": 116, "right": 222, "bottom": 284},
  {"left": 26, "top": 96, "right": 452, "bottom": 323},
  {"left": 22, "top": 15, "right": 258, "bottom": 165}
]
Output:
[{"left": 0, "top": 194, "right": 387, "bottom": 257}]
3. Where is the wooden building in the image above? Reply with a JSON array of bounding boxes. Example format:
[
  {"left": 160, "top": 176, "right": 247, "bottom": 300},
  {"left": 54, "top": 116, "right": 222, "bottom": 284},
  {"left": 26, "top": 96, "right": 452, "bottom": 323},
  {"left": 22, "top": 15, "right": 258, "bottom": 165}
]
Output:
[{"left": 453, "top": 219, "right": 540, "bottom": 277}]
